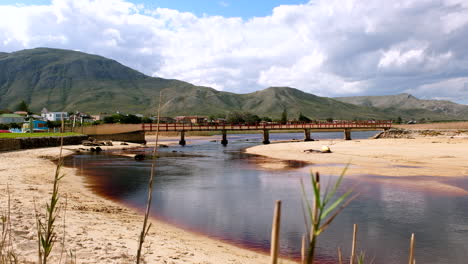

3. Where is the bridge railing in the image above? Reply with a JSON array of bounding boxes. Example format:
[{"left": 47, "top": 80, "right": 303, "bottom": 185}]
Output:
[{"left": 141, "top": 120, "right": 393, "bottom": 132}]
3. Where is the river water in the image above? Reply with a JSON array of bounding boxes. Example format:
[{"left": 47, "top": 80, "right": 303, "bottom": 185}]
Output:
[{"left": 64, "top": 131, "right": 468, "bottom": 263}]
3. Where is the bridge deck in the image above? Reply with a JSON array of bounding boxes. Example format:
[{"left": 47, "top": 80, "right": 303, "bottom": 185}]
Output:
[{"left": 142, "top": 121, "right": 392, "bottom": 132}]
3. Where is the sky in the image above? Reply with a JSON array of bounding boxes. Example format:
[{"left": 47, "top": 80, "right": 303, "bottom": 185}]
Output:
[{"left": 1, "top": 0, "right": 468, "bottom": 104}]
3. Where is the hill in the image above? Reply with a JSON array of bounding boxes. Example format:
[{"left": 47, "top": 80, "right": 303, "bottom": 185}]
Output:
[
  {"left": 335, "top": 94, "right": 468, "bottom": 120},
  {"left": 0, "top": 48, "right": 466, "bottom": 120}
]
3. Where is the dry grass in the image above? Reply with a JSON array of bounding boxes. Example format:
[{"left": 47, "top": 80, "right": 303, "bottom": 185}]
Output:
[{"left": 395, "top": 121, "right": 468, "bottom": 130}]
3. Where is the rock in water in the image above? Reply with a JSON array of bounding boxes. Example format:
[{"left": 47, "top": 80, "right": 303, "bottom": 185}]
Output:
[{"left": 134, "top": 154, "right": 145, "bottom": 161}]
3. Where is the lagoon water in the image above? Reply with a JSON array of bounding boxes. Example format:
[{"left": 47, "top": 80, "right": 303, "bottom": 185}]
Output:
[{"left": 64, "top": 131, "right": 468, "bottom": 263}]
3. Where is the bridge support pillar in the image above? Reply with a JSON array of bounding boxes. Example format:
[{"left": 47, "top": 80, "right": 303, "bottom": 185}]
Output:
[
  {"left": 263, "top": 129, "right": 270, "bottom": 144},
  {"left": 304, "top": 128, "right": 314, "bottom": 141},
  {"left": 344, "top": 128, "right": 352, "bottom": 140},
  {"left": 179, "top": 130, "right": 186, "bottom": 146},
  {"left": 221, "top": 130, "right": 228, "bottom": 146}
]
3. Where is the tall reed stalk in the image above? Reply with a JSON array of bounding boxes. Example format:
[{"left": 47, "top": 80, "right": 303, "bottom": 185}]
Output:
[
  {"left": 36, "top": 117, "right": 66, "bottom": 264},
  {"left": 136, "top": 91, "right": 163, "bottom": 263},
  {"left": 1, "top": 186, "right": 17, "bottom": 264},
  {"left": 300, "top": 168, "right": 358, "bottom": 264}
]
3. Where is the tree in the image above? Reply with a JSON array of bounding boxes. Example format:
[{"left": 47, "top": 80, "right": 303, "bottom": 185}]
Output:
[
  {"left": 46, "top": 121, "right": 62, "bottom": 128},
  {"left": 226, "top": 111, "right": 244, "bottom": 123},
  {"left": 103, "top": 115, "right": 119, "bottom": 124},
  {"left": 141, "top": 117, "right": 153, "bottom": 123},
  {"left": 396, "top": 116, "right": 402, "bottom": 124},
  {"left": 261, "top": 116, "right": 272, "bottom": 122},
  {"left": 243, "top": 113, "right": 261, "bottom": 124},
  {"left": 298, "top": 112, "right": 311, "bottom": 122},
  {"left": 226, "top": 111, "right": 260, "bottom": 124},
  {"left": 16, "top": 100, "right": 30, "bottom": 112},
  {"left": 280, "top": 109, "right": 288, "bottom": 124},
  {"left": 121, "top": 114, "right": 142, "bottom": 124},
  {"left": 326, "top": 117, "right": 334, "bottom": 123}
]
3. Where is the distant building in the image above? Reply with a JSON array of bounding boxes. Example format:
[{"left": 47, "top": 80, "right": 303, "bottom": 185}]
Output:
[
  {"left": 91, "top": 113, "right": 111, "bottom": 121},
  {"left": 0, "top": 114, "right": 25, "bottom": 124},
  {"left": 175, "top": 116, "right": 207, "bottom": 124},
  {"left": 41, "top": 109, "right": 69, "bottom": 121},
  {"left": 70, "top": 112, "right": 93, "bottom": 124},
  {"left": 13, "top": 111, "right": 28, "bottom": 115},
  {"left": 150, "top": 117, "right": 176, "bottom": 123},
  {"left": 22, "top": 120, "right": 48, "bottom": 132}
]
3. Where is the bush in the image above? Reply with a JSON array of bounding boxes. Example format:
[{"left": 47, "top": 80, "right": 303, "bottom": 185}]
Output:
[
  {"left": 298, "top": 112, "right": 311, "bottom": 122},
  {"left": 103, "top": 114, "right": 143, "bottom": 124},
  {"left": 226, "top": 111, "right": 260, "bottom": 124}
]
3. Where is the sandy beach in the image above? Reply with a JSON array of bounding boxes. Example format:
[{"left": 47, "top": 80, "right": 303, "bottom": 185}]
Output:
[
  {"left": 246, "top": 136, "right": 468, "bottom": 195},
  {"left": 0, "top": 142, "right": 294, "bottom": 264}
]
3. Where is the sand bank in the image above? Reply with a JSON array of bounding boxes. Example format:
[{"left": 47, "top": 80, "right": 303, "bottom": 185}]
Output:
[
  {"left": 246, "top": 137, "right": 468, "bottom": 195},
  {"left": 0, "top": 143, "right": 292, "bottom": 264}
]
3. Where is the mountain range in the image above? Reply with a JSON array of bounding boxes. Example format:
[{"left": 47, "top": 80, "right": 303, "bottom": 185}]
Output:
[{"left": 1, "top": 48, "right": 467, "bottom": 121}]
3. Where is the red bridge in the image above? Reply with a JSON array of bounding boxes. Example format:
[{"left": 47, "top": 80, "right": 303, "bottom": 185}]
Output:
[{"left": 141, "top": 121, "right": 392, "bottom": 145}]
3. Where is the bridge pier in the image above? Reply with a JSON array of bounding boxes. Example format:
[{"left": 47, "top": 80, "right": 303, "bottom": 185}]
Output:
[
  {"left": 304, "top": 128, "right": 314, "bottom": 141},
  {"left": 179, "top": 130, "right": 186, "bottom": 146},
  {"left": 344, "top": 128, "right": 352, "bottom": 140},
  {"left": 263, "top": 129, "right": 270, "bottom": 144},
  {"left": 221, "top": 130, "right": 228, "bottom": 146}
]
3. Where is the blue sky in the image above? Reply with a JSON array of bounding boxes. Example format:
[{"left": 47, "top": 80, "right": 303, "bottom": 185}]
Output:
[
  {"left": 1, "top": 0, "right": 309, "bottom": 18},
  {"left": 139, "top": 0, "right": 308, "bottom": 18}
]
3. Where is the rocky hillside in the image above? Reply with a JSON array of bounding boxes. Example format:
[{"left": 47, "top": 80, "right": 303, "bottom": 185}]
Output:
[
  {"left": 336, "top": 94, "right": 468, "bottom": 120},
  {"left": 1, "top": 48, "right": 466, "bottom": 120}
]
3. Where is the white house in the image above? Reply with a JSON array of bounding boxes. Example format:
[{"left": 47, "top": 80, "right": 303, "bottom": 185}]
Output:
[{"left": 41, "top": 108, "right": 69, "bottom": 121}]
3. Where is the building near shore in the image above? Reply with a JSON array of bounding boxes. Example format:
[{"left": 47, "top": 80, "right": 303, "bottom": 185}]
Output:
[
  {"left": 22, "top": 120, "right": 48, "bottom": 132},
  {"left": 0, "top": 114, "right": 25, "bottom": 124},
  {"left": 175, "top": 116, "right": 207, "bottom": 124},
  {"left": 41, "top": 108, "right": 69, "bottom": 121}
]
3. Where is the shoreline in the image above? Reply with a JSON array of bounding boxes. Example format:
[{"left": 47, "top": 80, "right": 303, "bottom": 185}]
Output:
[
  {"left": 0, "top": 142, "right": 294, "bottom": 264},
  {"left": 245, "top": 136, "right": 468, "bottom": 195}
]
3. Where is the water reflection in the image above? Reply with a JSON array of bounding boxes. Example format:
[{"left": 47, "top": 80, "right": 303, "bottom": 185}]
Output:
[{"left": 64, "top": 131, "right": 468, "bottom": 263}]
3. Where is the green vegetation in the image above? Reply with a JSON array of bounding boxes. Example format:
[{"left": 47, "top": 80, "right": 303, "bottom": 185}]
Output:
[
  {"left": 0, "top": 133, "right": 83, "bottom": 139},
  {"left": 226, "top": 111, "right": 261, "bottom": 124},
  {"left": 36, "top": 150, "right": 64, "bottom": 264},
  {"left": 298, "top": 112, "right": 311, "bottom": 122},
  {"left": 300, "top": 170, "right": 357, "bottom": 263},
  {"left": 0, "top": 123, "right": 22, "bottom": 130},
  {"left": 280, "top": 109, "right": 288, "bottom": 124},
  {"left": 2, "top": 48, "right": 467, "bottom": 121},
  {"left": 15, "top": 100, "right": 30, "bottom": 113},
  {"left": 102, "top": 114, "right": 149, "bottom": 124}
]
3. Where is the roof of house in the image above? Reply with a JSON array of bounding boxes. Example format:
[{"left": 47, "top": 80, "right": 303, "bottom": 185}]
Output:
[{"left": 0, "top": 114, "right": 24, "bottom": 118}]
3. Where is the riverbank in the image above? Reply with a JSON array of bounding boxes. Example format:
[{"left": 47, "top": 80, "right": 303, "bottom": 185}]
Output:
[
  {"left": 245, "top": 136, "right": 468, "bottom": 195},
  {"left": 0, "top": 143, "right": 293, "bottom": 264}
]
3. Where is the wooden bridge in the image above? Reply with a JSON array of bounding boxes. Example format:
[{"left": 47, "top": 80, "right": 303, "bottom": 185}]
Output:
[{"left": 141, "top": 121, "right": 392, "bottom": 145}]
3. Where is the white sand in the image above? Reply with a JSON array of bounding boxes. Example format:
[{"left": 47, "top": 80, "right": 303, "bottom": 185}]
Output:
[{"left": 246, "top": 137, "right": 468, "bottom": 195}]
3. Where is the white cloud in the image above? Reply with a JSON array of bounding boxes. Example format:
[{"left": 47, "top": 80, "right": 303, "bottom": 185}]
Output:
[
  {"left": 405, "top": 78, "right": 468, "bottom": 103},
  {"left": 0, "top": 0, "right": 468, "bottom": 103}
]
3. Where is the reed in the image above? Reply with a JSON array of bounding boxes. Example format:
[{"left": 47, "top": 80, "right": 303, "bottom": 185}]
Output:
[
  {"left": 136, "top": 91, "right": 163, "bottom": 263},
  {"left": 337, "top": 247, "right": 343, "bottom": 264},
  {"left": 300, "top": 168, "right": 359, "bottom": 264},
  {"left": 350, "top": 224, "right": 357, "bottom": 264},
  {"left": 270, "top": 200, "right": 281, "bottom": 264},
  {"left": 35, "top": 117, "right": 66, "bottom": 264},
  {"left": 408, "top": 233, "right": 415, "bottom": 264},
  {"left": 0, "top": 187, "right": 17, "bottom": 264}
]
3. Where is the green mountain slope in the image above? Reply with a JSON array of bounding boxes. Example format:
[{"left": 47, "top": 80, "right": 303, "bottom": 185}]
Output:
[
  {"left": 335, "top": 94, "right": 468, "bottom": 120},
  {"left": 0, "top": 48, "right": 466, "bottom": 120}
]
